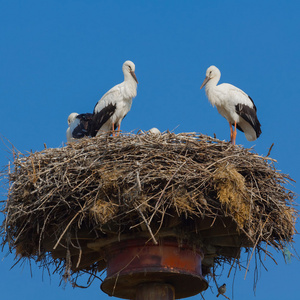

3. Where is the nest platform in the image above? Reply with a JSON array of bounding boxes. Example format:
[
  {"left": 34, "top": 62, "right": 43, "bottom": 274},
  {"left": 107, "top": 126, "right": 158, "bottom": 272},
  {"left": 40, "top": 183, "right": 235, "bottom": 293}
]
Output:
[{"left": 0, "top": 132, "right": 297, "bottom": 297}]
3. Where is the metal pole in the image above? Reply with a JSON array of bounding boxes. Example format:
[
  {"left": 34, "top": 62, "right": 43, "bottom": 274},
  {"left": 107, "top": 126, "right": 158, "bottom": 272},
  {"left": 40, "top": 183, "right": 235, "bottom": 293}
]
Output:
[{"left": 135, "top": 283, "right": 175, "bottom": 300}]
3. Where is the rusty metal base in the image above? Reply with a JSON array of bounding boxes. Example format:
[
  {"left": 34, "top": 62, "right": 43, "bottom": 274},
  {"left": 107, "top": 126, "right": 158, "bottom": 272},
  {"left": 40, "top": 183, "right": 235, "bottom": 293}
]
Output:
[
  {"left": 101, "top": 239, "right": 208, "bottom": 299},
  {"left": 135, "top": 283, "right": 175, "bottom": 300}
]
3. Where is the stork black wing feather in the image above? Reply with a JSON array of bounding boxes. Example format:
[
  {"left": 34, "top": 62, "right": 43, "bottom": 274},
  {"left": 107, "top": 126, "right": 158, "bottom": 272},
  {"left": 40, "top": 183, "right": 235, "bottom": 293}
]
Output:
[
  {"left": 90, "top": 103, "right": 116, "bottom": 137},
  {"left": 248, "top": 96, "right": 257, "bottom": 112},
  {"left": 72, "top": 113, "right": 94, "bottom": 138},
  {"left": 235, "top": 103, "right": 262, "bottom": 137}
]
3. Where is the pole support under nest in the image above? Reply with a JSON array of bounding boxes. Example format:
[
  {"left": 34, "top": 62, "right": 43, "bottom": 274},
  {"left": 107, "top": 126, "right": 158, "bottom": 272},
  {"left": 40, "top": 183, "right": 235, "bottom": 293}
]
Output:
[
  {"left": 100, "top": 238, "right": 208, "bottom": 299},
  {"left": 135, "top": 283, "right": 175, "bottom": 300}
]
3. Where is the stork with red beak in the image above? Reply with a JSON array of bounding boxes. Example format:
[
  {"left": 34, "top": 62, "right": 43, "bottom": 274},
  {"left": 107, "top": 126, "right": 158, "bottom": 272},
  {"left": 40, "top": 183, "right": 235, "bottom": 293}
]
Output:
[
  {"left": 91, "top": 60, "right": 138, "bottom": 137},
  {"left": 200, "top": 65, "right": 261, "bottom": 145}
]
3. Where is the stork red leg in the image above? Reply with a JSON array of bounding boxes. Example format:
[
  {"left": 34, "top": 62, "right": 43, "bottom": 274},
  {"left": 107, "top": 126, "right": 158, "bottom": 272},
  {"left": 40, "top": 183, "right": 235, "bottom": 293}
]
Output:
[
  {"left": 112, "top": 123, "right": 115, "bottom": 137},
  {"left": 229, "top": 122, "right": 233, "bottom": 144},
  {"left": 117, "top": 124, "right": 121, "bottom": 136},
  {"left": 232, "top": 121, "right": 237, "bottom": 145}
]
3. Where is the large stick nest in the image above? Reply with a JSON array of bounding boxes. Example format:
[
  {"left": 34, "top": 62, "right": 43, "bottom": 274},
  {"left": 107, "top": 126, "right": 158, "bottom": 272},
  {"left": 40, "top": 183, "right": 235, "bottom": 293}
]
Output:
[{"left": 0, "top": 132, "right": 297, "bottom": 287}]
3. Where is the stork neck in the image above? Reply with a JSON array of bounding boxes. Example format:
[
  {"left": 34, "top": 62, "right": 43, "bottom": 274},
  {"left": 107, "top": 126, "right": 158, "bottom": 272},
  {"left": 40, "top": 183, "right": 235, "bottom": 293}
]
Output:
[
  {"left": 123, "top": 75, "right": 137, "bottom": 99},
  {"left": 124, "top": 73, "right": 137, "bottom": 91},
  {"left": 124, "top": 72, "right": 135, "bottom": 83},
  {"left": 205, "top": 77, "right": 219, "bottom": 91}
]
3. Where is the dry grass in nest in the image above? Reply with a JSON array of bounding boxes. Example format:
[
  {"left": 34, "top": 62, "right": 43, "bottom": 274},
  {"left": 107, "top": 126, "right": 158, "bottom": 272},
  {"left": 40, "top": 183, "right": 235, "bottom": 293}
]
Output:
[
  {"left": 0, "top": 132, "right": 297, "bottom": 288},
  {"left": 90, "top": 200, "right": 118, "bottom": 224},
  {"left": 214, "top": 163, "right": 250, "bottom": 228}
]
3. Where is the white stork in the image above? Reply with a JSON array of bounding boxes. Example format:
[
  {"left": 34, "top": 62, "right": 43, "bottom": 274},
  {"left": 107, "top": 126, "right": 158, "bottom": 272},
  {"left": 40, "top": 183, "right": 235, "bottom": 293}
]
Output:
[
  {"left": 200, "top": 66, "right": 261, "bottom": 145},
  {"left": 66, "top": 112, "right": 94, "bottom": 142},
  {"left": 91, "top": 60, "right": 138, "bottom": 137},
  {"left": 148, "top": 128, "right": 161, "bottom": 135}
]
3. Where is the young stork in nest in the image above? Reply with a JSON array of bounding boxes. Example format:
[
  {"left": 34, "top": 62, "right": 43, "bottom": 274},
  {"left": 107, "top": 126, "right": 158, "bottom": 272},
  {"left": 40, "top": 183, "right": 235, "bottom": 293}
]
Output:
[
  {"left": 91, "top": 60, "right": 138, "bottom": 137},
  {"left": 66, "top": 112, "right": 93, "bottom": 142},
  {"left": 200, "top": 66, "right": 261, "bottom": 145}
]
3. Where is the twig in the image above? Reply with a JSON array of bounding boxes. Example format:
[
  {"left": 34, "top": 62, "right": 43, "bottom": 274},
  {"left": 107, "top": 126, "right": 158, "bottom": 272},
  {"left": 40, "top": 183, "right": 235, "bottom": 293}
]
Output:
[
  {"left": 136, "top": 207, "right": 158, "bottom": 244},
  {"left": 53, "top": 212, "right": 81, "bottom": 250},
  {"left": 266, "top": 143, "right": 274, "bottom": 157}
]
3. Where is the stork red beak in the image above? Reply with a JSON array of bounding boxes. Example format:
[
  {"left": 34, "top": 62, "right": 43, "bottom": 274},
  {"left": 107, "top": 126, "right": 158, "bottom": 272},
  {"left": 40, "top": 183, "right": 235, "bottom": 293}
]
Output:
[
  {"left": 130, "top": 71, "right": 138, "bottom": 84},
  {"left": 200, "top": 76, "right": 210, "bottom": 89}
]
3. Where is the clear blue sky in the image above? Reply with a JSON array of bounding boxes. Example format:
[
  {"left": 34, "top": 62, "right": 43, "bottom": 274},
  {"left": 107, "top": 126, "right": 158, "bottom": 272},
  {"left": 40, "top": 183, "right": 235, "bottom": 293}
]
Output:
[{"left": 0, "top": 1, "right": 299, "bottom": 299}]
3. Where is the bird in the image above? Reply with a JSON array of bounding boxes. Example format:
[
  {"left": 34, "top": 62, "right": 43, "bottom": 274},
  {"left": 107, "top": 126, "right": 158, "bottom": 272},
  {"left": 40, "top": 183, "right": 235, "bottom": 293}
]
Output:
[
  {"left": 66, "top": 112, "right": 94, "bottom": 142},
  {"left": 148, "top": 127, "right": 161, "bottom": 135},
  {"left": 216, "top": 283, "right": 226, "bottom": 297},
  {"left": 66, "top": 113, "right": 78, "bottom": 142},
  {"left": 91, "top": 60, "right": 138, "bottom": 137},
  {"left": 200, "top": 65, "right": 261, "bottom": 145}
]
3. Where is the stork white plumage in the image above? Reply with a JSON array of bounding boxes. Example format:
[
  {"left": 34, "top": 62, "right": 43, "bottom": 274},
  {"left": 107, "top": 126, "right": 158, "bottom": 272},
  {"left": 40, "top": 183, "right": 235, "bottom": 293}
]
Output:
[
  {"left": 66, "top": 112, "right": 93, "bottom": 142},
  {"left": 66, "top": 113, "right": 78, "bottom": 142},
  {"left": 200, "top": 66, "right": 261, "bottom": 145},
  {"left": 148, "top": 127, "right": 161, "bottom": 135},
  {"left": 91, "top": 60, "right": 138, "bottom": 137}
]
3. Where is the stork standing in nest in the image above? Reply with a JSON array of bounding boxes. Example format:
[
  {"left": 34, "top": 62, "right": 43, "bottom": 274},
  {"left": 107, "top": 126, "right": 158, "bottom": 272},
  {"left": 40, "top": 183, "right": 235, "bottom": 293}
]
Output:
[
  {"left": 200, "top": 65, "right": 261, "bottom": 145},
  {"left": 91, "top": 60, "right": 138, "bottom": 137}
]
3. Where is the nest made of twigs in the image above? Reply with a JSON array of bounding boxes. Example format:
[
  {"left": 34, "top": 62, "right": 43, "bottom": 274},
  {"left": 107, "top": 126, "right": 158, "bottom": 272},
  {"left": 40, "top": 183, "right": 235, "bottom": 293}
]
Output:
[{"left": 0, "top": 132, "right": 297, "bottom": 287}]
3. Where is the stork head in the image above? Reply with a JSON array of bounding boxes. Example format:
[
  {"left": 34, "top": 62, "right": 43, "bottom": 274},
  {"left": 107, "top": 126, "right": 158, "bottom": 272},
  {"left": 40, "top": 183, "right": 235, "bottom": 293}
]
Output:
[
  {"left": 67, "top": 113, "right": 79, "bottom": 125},
  {"left": 123, "top": 60, "right": 138, "bottom": 83},
  {"left": 200, "top": 65, "right": 221, "bottom": 89}
]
